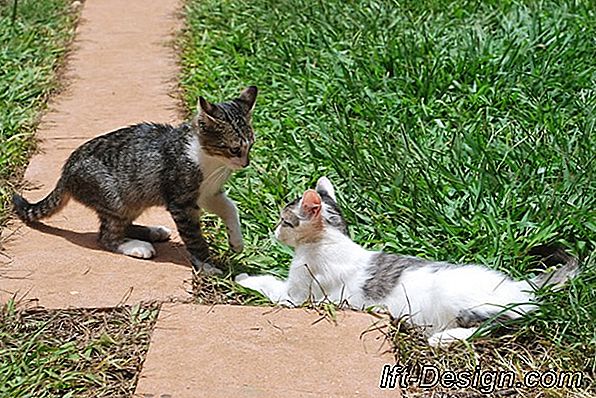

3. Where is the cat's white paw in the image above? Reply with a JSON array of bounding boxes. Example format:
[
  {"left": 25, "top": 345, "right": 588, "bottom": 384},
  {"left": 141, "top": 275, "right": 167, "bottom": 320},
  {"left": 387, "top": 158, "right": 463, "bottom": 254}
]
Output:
[
  {"left": 148, "top": 226, "right": 171, "bottom": 242},
  {"left": 428, "top": 334, "right": 455, "bottom": 348},
  {"left": 235, "top": 276, "right": 263, "bottom": 292},
  {"left": 235, "top": 273, "right": 249, "bottom": 282},
  {"left": 118, "top": 240, "right": 156, "bottom": 259},
  {"left": 235, "top": 275, "right": 255, "bottom": 289},
  {"left": 428, "top": 328, "right": 476, "bottom": 348},
  {"left": 228, "top": 231, "right": 244, "bottom": 253}
]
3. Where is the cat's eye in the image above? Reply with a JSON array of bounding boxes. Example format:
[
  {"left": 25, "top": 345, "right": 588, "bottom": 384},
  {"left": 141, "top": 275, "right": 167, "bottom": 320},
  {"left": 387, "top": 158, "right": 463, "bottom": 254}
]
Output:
[
  {"left": 229, "top": 147, "right": 241, "bottom": 156},
  {"left": 282, "top": 220, "right": 294, "bottom": 228}
]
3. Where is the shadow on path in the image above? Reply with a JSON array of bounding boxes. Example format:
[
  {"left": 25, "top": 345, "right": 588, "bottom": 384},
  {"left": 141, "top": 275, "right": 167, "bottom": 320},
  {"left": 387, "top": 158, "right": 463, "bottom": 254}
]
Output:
[{"left": 30, "top": 222, "right": 192, "bottom": 268}]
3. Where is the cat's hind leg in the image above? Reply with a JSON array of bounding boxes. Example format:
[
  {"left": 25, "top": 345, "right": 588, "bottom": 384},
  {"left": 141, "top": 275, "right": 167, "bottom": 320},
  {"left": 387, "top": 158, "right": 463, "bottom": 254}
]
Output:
[
  {"left": 126, "top": 224, "right": 171, "bottom": 242},
  {"left": 99, "top": 215, "right": 155, "bottom": 259}
]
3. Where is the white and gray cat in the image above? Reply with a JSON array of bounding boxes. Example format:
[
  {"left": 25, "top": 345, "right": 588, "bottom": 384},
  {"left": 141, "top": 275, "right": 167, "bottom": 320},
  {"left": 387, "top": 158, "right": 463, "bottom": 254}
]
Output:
[{"left": 236, "top": 177, "right": 578, "bottom": 346}]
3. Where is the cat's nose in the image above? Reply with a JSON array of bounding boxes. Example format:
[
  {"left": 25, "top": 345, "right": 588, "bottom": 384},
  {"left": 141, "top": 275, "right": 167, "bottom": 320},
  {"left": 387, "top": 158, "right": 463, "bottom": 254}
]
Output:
[{"left": 242, "top": 154, "right": 250, "bottom": 167}]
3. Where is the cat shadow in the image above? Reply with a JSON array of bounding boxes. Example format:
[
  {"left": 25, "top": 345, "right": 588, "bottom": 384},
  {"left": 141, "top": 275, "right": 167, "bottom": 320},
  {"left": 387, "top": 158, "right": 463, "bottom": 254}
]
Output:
[{"left": 29, "top": 222, "right": 193, "bottom": 268}]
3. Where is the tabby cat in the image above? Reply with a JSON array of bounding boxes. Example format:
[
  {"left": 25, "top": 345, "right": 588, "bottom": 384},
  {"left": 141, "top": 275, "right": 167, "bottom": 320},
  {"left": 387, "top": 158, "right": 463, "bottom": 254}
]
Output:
[
  {"left": 14, "top": 86, "right": 258, "bottom": 275},
  {"left": 236, "top": 176, "right": 578, "bottom": 346}
]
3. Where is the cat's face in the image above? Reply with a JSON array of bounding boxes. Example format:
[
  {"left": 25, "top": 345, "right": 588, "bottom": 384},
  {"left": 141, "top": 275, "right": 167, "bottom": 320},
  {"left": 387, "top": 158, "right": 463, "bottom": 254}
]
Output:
[
  {"left": 196, "top": 86, "right": 257, "bottom": 169},
  {"left": 275, "top": 177, "right": 349, "bottom": 247}
]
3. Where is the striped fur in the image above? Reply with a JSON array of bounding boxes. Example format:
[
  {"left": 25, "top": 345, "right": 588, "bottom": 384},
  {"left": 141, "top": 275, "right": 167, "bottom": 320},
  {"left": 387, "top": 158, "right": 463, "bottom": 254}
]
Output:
[
  {"left": 12, "top": 87, "right": 258, "bottom": 274},
  {"left": 13, "top": 178, "right": 70, "bottom": 222}
]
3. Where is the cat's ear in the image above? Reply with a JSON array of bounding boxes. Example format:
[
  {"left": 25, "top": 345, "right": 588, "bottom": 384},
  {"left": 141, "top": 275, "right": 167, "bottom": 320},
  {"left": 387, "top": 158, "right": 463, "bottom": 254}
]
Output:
[
  {"left": 237, "top": 86, "right": 258, "bottom": 115},
  {"left": 301, "top": 189, "right": 322, "bottom": 219},
  {"left": 197, "top": 96, "right": 218, "bottom": 122},
  {"left": 315, "top": 176, "right": 336, "bottom": 201}
]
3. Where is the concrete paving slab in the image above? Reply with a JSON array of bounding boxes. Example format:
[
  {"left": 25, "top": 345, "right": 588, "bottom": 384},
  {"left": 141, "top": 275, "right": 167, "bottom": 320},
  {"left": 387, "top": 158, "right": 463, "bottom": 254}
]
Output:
[
  {"left": 134, "top": 304, "right": 399, "bottom": 398},
  {"left": 0, "top": 0, "right": 193, "bottom": 309}
]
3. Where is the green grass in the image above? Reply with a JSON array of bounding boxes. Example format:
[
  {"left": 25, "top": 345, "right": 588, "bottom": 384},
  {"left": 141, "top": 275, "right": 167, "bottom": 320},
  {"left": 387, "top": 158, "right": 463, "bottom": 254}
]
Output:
[
  {"left": 181, "top": 0, "right": 595, "bottom": 396},
  {"left": 0, "top": 301, "right": 159, "bottom": 397},
  {"left": 0, "top": 2, "right": 163, "bottom": 396},
  {"left": 0, "top": 0, "right": 78, "bottom": 224}
]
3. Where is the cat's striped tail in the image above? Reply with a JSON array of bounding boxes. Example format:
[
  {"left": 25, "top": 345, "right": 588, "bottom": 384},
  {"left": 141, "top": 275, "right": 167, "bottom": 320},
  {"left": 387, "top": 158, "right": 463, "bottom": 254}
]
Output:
[
  {"left": 12, "top": 178, "right": 70, "bottom": 223},
  {"left": 531, "top": 245, "right": 580, "bottom": 290}
]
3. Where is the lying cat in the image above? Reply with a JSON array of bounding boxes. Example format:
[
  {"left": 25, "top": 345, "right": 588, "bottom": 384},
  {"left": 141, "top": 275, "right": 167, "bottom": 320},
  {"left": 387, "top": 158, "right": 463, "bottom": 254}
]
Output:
[
  {"left": 13, "top": 86, "right": 258, "bottom": 275},
  {"left": 236, "top": 176, "right": 578, "bottom": 346}
]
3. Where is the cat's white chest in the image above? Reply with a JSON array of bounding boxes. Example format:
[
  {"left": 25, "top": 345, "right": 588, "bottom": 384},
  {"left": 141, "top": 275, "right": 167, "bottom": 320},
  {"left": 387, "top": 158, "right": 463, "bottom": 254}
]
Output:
[
  {"left": 290, "top": 240, "right": 372, "bottom": 305},
  {"left": 199, "top": 156, "right": 231, "bottom": 198},
  {"left": 186, "top": 135, "right": 231, "bottom": 200}
]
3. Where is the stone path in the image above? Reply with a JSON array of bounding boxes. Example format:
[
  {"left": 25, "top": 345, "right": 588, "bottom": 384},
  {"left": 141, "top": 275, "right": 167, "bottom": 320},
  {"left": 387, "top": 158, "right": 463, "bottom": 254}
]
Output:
[
  {"left": 0, "top": 1, "right": 398, "bottom": 396},
  {"left": 135, "top": 305, "right": 395, "bottom": 398},
  {"left": 0, "top": 0, "right": 189, "bottom": 309}
]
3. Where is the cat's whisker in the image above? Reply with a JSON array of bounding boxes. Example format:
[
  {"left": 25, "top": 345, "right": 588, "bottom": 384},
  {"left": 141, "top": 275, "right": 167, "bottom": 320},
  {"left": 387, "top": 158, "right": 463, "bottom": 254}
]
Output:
[{"left": 201, "top": 164, "right": 228, "bottom": 188}]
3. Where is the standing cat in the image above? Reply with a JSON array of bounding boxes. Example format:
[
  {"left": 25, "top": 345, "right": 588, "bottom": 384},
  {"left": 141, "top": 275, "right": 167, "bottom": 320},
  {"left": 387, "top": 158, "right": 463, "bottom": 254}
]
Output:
[
  {"left": 236, "top": 176, "right": 578, "bottom": 346},
  {"left": 13, "top": 86, "right": 258, "bottom": 275}
]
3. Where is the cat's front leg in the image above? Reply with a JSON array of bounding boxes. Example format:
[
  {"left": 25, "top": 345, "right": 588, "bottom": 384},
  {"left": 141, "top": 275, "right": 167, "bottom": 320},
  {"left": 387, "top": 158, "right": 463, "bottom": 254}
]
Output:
[
  {"left": 201, "top": 192, "right": 243, "bottom": 253},
  {"left": 235, "top": 274, "right": 291, "bottom": 304},
  {"left": 167, "top": 199, "right": 222, "bottom": 275}
]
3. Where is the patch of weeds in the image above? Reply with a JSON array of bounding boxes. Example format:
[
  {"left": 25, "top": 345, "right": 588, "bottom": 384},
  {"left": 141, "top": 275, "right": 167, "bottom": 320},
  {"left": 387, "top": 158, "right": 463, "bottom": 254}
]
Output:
[
  {"left": 382, "top": 265, "right": 595, "bottom": 398},
  {"left": 191, "top": 271, "right": 271, "bottom": 306},
  {"left": 0, "top": 300, "right": 159, "bottom": 397}
]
